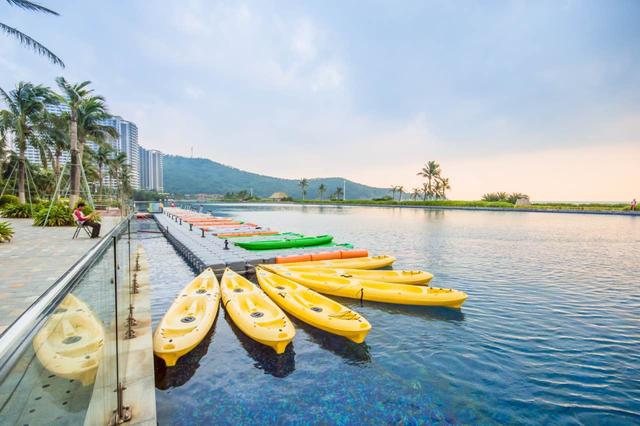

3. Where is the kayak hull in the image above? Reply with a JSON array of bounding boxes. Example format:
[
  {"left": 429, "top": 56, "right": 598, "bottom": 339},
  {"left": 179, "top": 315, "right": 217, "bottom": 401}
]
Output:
[
  {"left": 281, "top": 255, "right": 396, "bottom": 270},
  {"left": 267, "top": 265, "right": 433, "bottom": 285},
  {"left": 153, "top": 268, "right": 221, "bottom": 367},
  {"left": 265, "top": 267, "right": 467, "bottom": 308},
  {"left": 256, "top": 268, "right": 371, "bottom": 343},
  {"left": 221, "top": 269, "right": 295, "bottom": 354},
  {"left": 235, "top": 235, "right": 333, "bottom": 250}
]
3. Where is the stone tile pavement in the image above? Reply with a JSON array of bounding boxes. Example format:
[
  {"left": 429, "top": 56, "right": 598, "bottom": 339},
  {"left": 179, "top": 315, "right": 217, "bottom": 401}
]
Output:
[{"left": 0, "top": 216, "right": 121, "bottom": 332}]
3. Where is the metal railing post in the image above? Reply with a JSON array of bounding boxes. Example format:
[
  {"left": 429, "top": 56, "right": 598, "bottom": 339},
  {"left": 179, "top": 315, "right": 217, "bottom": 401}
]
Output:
[
  {"left": 125, "top": 219, "right": 137, "bottom": 338},
  {"left": 111, "top": 235, "right": 132, "bottom": 424}
]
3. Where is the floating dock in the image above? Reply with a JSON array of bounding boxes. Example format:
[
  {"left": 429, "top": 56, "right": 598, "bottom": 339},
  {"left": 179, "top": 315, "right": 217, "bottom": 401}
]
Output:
[{"left": 154, "top": 210, "right": 367, "bottom": 273}]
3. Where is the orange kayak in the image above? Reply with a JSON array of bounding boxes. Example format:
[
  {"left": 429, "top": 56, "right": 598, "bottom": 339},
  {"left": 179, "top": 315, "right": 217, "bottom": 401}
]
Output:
[{"left": 217, "top": 231, "right": 279, "bottom": 238}]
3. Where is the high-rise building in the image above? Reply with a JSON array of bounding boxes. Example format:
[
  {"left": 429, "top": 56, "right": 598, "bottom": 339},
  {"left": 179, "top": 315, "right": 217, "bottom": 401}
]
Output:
[
  {"left": 138, "top": 146, "right": 164, "bottom": 192},
  {"left": 101, "top": 116, "right": 140, "bottom": 190},
  {"left": 24, "top": 104, "right": 71, "bottom": 166},
  {"left": 148, "top": 149, "right": 164, "bottom": 192},
  {"left": 22, "top": 104, "right": 147, "bottom": 191},
  {"left": 139, "top": 146, "right": 150, "bottom": 189}
]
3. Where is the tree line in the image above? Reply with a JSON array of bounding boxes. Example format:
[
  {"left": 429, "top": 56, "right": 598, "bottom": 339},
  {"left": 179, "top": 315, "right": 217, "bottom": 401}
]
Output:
[
  {"left": 388, "top": 160, "right": 451, "bottom": 202},
  {"left": 298, "top": 179, "right": 344, "bottom": 200},
  {"left": 0, "top": 78, "right": 132, "bottom": 208}
]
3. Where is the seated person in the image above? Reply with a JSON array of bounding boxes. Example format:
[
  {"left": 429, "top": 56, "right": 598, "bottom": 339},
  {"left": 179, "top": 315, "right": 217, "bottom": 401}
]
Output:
[{"left": 74, "top": 202, "right": 101, "bottom": 238}]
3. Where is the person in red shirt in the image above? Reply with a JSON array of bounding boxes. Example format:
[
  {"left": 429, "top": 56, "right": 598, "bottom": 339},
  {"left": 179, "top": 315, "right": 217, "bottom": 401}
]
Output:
[{"left": 74, "top": 202, "right": 101, "bottom": 238}]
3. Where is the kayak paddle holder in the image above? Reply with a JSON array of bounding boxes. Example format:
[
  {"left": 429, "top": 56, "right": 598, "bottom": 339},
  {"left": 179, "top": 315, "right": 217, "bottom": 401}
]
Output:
[
  {"left": 125, "top": 303, "right": 137, "bottom": 339},
  {"left": 224, "top": 239, "right": 229, "bottom": 250}
]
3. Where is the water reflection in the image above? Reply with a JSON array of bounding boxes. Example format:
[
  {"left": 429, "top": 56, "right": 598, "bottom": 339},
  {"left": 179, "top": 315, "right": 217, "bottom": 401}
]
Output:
[
  {"left": 371, "top": 303, "right": 466, "bottom": 323},
  {"left": 292, "top": 318, "right": 372, "bottom": 365},
  {"left": 154, "top": 315, "right": 219, "bottom": 390},
  {"left": 33, "top": 294, "right": 104, "bottom": 386},
  {"left": 223, "top": 312, "right": 295, "bottom": 378}
]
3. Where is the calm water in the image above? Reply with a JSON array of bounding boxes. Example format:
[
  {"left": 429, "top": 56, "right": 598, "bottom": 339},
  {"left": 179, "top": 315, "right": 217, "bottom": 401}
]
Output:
[{"left": 141, "top": 204, "right": 640, "bottom": 425}]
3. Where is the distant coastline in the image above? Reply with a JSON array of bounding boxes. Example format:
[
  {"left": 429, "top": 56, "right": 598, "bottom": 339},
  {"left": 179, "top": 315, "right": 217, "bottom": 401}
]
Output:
[{"left": 176, "top": 199, "right": 639, "bottom": 217}]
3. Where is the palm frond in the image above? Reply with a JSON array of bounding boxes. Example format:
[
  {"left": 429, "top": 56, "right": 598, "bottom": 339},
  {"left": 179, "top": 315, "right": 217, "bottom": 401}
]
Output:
[
  {"left": 0, "top": 87, "right": 17, "bottom": 113},
  {"left": 0, "top": 22, "right": 64, "bottom": 67},
  {"left": 6, "top": 0, "right": 59, "bottom": 15}
]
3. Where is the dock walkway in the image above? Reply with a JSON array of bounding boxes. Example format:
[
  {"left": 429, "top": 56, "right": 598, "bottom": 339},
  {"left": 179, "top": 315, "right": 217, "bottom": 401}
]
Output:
[
  {"left": 0, "top": 216, "right": 120, "bottom": 332},
  {"left": 154, "top": 210, "right": 366, "bottom": 273}
]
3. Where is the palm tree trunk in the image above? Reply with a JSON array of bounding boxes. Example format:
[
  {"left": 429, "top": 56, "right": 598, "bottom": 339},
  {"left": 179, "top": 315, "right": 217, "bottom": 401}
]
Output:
[
  {"left": 73, "top": 136, "right": 85, "bottom": 205},
  {"left": 98, "top": 162, "right": 103, "bottom": 202},
  {"left": 17, "top": 147, "right": 26, "bottom": 204},
  {"left": 53, "top": 149, "right": 61, "bottom": 201},
  {"left": 69, "top": 115, "right": 79, "bottom": 208}
]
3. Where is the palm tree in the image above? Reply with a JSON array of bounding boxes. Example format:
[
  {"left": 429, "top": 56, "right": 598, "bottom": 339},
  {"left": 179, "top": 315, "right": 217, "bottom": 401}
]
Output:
[
  {"left": 437, "top": 177, "right": 451, "bottom": 199},
  {"left": 94, "top": 142, "right": 113, "bottom": 200},
  {"left": 0, "top": 0, "right": 64, "bottom": 67},
  {"left": 108, "top": 151, "right": 127, "bottom": 198},
  {"left": 77, "top": 96, "right": 116, "bottom": 160},
  {"left": 298, "top": 178, "right": 308, "bottom": 200},
  {"left": 397, "top": 185, "right": 404, "bottom": 202},
  {"left": 0, "top": 109, "right": 12, "bottom": 177},
  {"left": 334, "top": 186, "right": 344, "bottom": 200},
  {"left": 76, "top": 96, "right": 117, "bottom": 200},
  {"left": 35, "top": 110, "right": 68, "bottom": 196},
  {"left": 118, "top": 164, "right": 132, "bottom": 201},
  {"left": 421, "top": 182, "right": 430, "bottom": 201},
  {"left": 389, "top": 185, "right": 397, "bottom": 200},
  {"left": 318, "top": 183, "right": 326, "bottom": 200},
  {"left": 56, "top": 77, "right": 93, "bottom": 208},
  {"left": 417, "top": 161, "right": 441, "bottom": 200},
  {"left": 0, "top": 82, "right": 53, "bottom": 203},
  {"left": 411, "top": 188, "right": 420, "bottom": 201}
]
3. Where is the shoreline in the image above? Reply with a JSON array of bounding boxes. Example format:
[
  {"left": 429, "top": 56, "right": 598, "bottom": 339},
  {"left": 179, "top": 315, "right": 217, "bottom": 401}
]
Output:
[{"left": 178, "top": 200, "right": 640, "bottom": 217}]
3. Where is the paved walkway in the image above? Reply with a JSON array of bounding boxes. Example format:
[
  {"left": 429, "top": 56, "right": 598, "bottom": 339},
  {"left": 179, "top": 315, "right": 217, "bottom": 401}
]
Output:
[{"left": 0, "top": 216, "right": 121, "bottom": 332}]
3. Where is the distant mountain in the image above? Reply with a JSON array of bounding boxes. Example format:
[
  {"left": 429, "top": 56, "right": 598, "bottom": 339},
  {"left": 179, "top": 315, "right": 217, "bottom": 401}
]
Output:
[{"left": 163, "top": 155, "right": 389, "bottom": 199}]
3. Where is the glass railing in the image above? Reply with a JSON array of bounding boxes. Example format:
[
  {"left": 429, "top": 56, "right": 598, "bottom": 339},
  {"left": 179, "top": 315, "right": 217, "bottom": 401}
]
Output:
[{"left": 0, "top": 215, "right": 137, "bottom": 425}]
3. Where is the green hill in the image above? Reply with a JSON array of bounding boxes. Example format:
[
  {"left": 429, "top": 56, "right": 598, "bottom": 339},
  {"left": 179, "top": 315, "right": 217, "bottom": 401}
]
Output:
[{"left": 163, "top": 155, "right": 389, "bottom": 199}]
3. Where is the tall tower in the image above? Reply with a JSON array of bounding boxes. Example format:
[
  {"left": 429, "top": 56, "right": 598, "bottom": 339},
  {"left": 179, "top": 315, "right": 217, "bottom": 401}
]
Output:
[{"left": 101, "top": 116, "right": 140, "bottom": 190}]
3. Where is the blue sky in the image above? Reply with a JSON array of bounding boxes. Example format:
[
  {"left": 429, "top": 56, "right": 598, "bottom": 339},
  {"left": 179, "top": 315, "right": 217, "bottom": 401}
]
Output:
[{"left": 1, "top": 0, "right": 639, "bottom": 200}]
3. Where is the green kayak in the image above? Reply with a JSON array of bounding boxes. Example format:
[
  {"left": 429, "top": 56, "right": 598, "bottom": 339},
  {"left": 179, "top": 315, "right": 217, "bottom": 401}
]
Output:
[{"left": 235, "top": 235, "right": 333, "bottom": 250}]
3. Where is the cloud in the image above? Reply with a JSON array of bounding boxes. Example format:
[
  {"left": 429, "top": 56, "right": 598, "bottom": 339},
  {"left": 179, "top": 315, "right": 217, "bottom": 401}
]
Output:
[{"left": 137, "top": 1, "right": 345, "bottom": 95}]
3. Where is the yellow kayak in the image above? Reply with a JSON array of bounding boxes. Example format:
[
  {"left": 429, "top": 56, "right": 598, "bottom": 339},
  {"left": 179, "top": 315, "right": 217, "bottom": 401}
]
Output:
[
  {"left": 265, "top": 267, "right": 467, "bottom": 308},
  {"left": 282, "top": 255, "right": 396, "bottom": 270},
  {"left": 221, "top": 268, "right": 295, "bottom": 354},
  {"left": 256, "top": 267, "right": 371, "bottom": 343},
  {"left": 33, "top": 294, "right": 104, "bottom": 385},
  {"left": 267, "top": 265, "right": 433, "bottom": 285},
  {"left": 154, "top": 268, "right": 221, "bottom": 367}
]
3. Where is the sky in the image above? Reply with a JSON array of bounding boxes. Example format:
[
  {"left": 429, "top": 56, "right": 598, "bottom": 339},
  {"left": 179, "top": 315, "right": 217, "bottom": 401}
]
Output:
[{"left": 1, "top": 0, "right": 639, "bottom": 201}]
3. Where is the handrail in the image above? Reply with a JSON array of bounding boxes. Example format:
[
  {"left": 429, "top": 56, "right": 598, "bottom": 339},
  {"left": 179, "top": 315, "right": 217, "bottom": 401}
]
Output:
[{"left": 0, "top": 214, "right": 133, "bottom": 378}]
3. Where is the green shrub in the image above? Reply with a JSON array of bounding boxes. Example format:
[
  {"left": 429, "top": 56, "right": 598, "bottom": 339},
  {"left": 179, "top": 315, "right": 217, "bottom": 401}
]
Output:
[
  {"left": 33, "top": 202, "right": 74, "bottom": 226},
  {"left": 0, "top": 195, "right": 19, "bottom": 207},
  {"left": 1, "top": 203, "right": 33, "bottom": 218},
  {"left": 0, "top": 221, "right": 13, "bottom": 242}
]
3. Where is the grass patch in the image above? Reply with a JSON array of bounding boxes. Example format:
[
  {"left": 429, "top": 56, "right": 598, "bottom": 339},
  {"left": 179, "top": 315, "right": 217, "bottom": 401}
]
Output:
[{"left": 296, "top": 199, "right": 515, "bottom": 208}]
